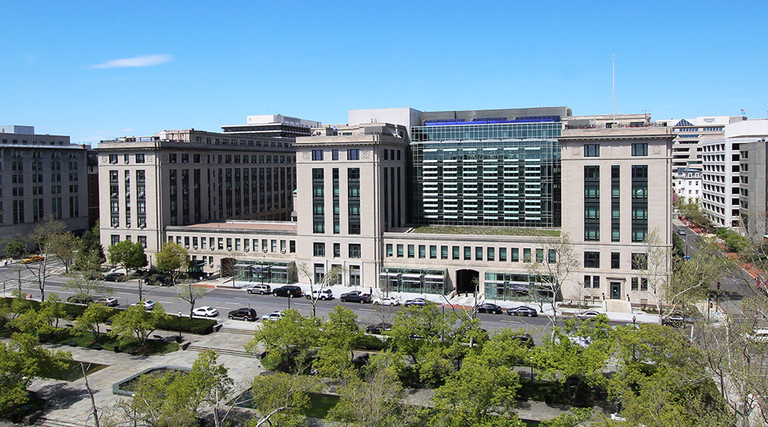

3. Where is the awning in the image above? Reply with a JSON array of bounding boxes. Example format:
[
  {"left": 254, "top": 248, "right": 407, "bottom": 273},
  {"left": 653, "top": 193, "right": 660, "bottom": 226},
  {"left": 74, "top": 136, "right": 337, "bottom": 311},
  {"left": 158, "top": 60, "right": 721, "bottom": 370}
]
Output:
[
  {"left": 424, "top": 275, "right": 445, "bottom": 280},
  {"left": 401, "top": 273, "right": 423, "bottom": 279}
]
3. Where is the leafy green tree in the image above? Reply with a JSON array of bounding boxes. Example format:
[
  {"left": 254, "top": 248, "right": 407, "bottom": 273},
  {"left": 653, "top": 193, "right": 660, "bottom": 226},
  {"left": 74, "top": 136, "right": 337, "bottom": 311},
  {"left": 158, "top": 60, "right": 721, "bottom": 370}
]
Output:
[
  {"left": 538, "top": 408, "right": 598, "bottom": 427},
  {"left": 0, "top": 333, "right": 70, "bottom": 416},
  {"left": 328, "top": 351, "right": 414, "bottom": 426},
  {"left": 315, "top": 305, "right": 361, "bottom": 378},
  {"left": 75, "top": 222, "right": 106, "bottom": 271},
  {"left": 533, "top": 316, "right": 613, "bottom": 399},
  {"left": 245, "top": 309, "right": 321, "bottom": 373},
  {"left": 4, "top": 240, "right": 25, "bottom": 259},
  {"left": 125, "top": 369, "right": 199, "bottom": 427},
  {"left": 298, "top": 262, "right": 344, "bottom": 318},
  {"left": 430, "top": 350, "right": 525, "bottom": 426},
  {"left": 107, "top": 240, "right": 147, "bottom": 274},
  {"left": 187, "top": 349, "right": 235, "bottom": 427},
  {"left": 248, "top": 372, "right": 318, "bottom": 427},
  {"left": 48, "top": 231, "right": 79, "bottom": 273},
  {"left": 155, "top": 241, "right": 188, "bottom": 285},
  {"left": 73, "top": 303, "right": 112, "bottom": 343},
  {"left": 108, "top": 303, "right": 167, "bottom": 348}
]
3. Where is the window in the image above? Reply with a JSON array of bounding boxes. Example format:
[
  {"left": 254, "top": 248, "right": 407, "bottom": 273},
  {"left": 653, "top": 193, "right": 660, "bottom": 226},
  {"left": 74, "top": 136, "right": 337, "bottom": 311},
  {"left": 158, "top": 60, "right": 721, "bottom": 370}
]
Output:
[
  {"left": 109, "top": 154, "right": 118, "bottom": 164},
  {"left": 418, "top": 245, "right": 426, "bottom": 258},
  {"left": 169, "top": 153, "right": 177, "bottom": 163},
  {"left": 641, "top": 278, "right": 648, "bottom": 291},
  {"left": 585, "top": 144, "right": 600, "bottom": 157},
  {"left": 631, "top": 277, "right": 638, "bottom": 291},
  {"left": 523, "top": 248, "right": 531, "bottom": 262},
  {"left": 441, "top": 245, "right": 448, "bottom": 259},
  {"left": 332, "top": 149, "right": 339, "bottom": 161},
  {"left": 135, "top": 154, "right": 145, "bottom": 163},
  {"left": 631, "top": 253, "right": 648, "bottom": 270},
  {"left": 536, "top": 249, "right": 544, "bottom": 263},
  {"left": 408, "top": 244, "right": 415, "bottom": 258},
  {"left": 464, "top": 246, "right": 471, "bottom": 260},
  {"left": 592, "top": 276, "right": 600, "bottom": 289},
  {"left": 548, "top": 249, "right": 556, "bottom": 263},
  {"left": 349, "top": 244, "right": 361, "bottom": 258},
  {"left": 312, "top": 150, "right": 324, "bottom": 161},
  {"left": 487, "top": 247, "right": 495, "bottom": 261},
  {"left": 611, "top": 252, "right": 620, "bottom": 269},
  {"left": 313, "top": 243, "right": 325, "bottom": 257},
  {"left": 347, "top": 149, "right": 360, "bottom": 160},
  {"left": 631, "top": 143, "right": 648, "bottom": 156},
  {"left": 475, "top": 247, "right": 483, "bottom": 260},
  {"left": 499, "top": 248, "right": 507, "bottom": 262},
  {"left": 333, "top": 243, "right": 341, "bottom": 257},
  {"left": 584, "top": 251, "right": 600, "bottom": 268},
  {"left": 397, "top": 244, "right": 404, "bottom": 257},
  {"left": 453, "top": 246, "right": 460, "bottom": 260},
  {"left": 511, "top": 248, "right": 519, "bottom": 262},
  {"left": 430, "top": 245, "right": 437, "bottom": 259},
  {"left": 386, "top": 244, "right": 393, "bottom": 257}
]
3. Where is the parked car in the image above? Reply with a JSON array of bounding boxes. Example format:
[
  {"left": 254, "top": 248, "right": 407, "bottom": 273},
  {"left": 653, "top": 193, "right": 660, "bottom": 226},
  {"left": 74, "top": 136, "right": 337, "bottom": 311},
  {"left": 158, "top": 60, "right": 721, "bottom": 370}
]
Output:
[
  {"left": 677, "top": 229, "right": 687, "bottom": 235},
  {"left": 22, "top": 255, "right": 45, "bottom": 264},
  {"left": 340, "top": 291, "right": 372, "bottom": 303},
  {"left": 306, "top": 289, "right": 334, "bottom": 301},
  {"left": 577, "top": 310, "right": 601, "bottom": 320},
  {"left": 262, "top": 311, "right": 285, "bottom": 321},
  {"left": 131, "top": 300, "right": 156, "bottom": 310},
  {"left": 373, "top": 296, "right": 400, "bottom": 306},
  {"left": 507, "top": 306, "right": 538, "bottom": 317},
  {"left": 746, "top": 329, "right": 768, "bottom": 342},
  {"left": 404, "top": 297, "right": 430, "bottom": 307},
  {"left": 94, "top": 296, "right": 119, "bottom": 307},
  {"left": 662, "top": 313, "right": 686, "bottom": 327},
  {"left": 67, "top": 294, "right": 94, "bottom": 305},
  {"left": 272, "top": 285, "right": 303, "bottom": 297},
  {"left": 366, "top": 322, "right": 393, "bottom": 334},
  {"left": 475, "top": 303, "right": 503, "bottom": 314},
  {"left": 104, "top": 272, "right": 126, "bottom": 282},
  {"left": 247, "top": 284, "right": 271, "bottom": 295},
  {"left": 192, "top": 306, "right": 219, "bottom": 317},
  {"left": 512, "top": 333, "right": 535, "bottom": 348},
  {"left": 228, "top": 308, "right": 258, "bottom": 321}
]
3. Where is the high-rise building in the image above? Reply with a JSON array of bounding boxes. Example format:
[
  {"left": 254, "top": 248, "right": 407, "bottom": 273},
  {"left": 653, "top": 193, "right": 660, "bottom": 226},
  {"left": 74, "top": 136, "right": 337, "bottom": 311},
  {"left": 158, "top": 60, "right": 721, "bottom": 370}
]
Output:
[{"left": 0, "top": 126, "right": 89, "bottom": 243}]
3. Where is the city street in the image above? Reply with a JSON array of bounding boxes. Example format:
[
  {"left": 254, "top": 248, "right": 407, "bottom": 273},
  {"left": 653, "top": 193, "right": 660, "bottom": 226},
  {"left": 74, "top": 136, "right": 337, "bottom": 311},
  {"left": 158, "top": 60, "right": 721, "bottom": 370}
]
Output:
[{"left": 0, "top": 260, "right": 629, "bottom": 346}]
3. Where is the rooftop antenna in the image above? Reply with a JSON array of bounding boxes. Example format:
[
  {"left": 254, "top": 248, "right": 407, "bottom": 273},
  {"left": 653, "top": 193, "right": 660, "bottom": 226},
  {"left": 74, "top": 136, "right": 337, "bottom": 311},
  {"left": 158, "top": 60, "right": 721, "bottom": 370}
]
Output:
[{"left": 612, "top": 54, "right": 616, "bottom": 122}]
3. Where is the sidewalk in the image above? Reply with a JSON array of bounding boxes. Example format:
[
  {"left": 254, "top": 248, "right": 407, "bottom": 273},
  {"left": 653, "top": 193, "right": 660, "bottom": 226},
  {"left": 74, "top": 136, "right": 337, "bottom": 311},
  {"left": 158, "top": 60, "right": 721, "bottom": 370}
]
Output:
[{"left": 24, "top": 330, "right": 263, "bottom": 426}]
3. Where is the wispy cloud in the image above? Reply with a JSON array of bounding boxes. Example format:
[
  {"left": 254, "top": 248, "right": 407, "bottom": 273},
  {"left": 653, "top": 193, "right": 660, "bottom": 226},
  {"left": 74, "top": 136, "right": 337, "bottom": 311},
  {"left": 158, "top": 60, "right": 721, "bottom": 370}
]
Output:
[{"left": 90, "top": 54, "right": 173, "bottom": 69}]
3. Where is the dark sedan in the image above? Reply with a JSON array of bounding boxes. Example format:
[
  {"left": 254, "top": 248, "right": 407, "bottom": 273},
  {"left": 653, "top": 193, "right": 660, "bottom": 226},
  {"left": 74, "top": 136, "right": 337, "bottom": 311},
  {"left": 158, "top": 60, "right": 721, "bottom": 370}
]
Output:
[
  {"left": 272, "top": 285, "right": 303, "bottom": 298},
  {"left": 366, "top": 322, "right": 393, "bottom": 334},
  {"left": 475, "top": 303, "right": 503, "bottom": 314},
  {"left": 340, "top": 291, "right": 372, "bottom": 303},
  {"left": 404, "top": 297, "right": 430, "bottom": 307},
  {"left": 228, "top": 308, "right": 258, "bottom": 321},
  {"left": 507, "top": 305, "right": 538, "bottom": 317}
]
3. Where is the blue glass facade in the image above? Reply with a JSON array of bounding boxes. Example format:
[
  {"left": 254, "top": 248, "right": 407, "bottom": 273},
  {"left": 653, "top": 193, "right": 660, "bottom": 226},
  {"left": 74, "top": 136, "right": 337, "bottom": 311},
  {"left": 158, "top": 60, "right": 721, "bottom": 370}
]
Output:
[{"left": 409, "top": 121, "right": 562, "bottom": 227}]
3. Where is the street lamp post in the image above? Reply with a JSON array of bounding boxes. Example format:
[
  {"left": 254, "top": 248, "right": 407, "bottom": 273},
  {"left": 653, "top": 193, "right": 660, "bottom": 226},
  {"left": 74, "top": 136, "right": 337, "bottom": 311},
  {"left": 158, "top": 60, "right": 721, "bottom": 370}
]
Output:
[{"left": 177, "top": 312, "right": 183, "bottom": 342}]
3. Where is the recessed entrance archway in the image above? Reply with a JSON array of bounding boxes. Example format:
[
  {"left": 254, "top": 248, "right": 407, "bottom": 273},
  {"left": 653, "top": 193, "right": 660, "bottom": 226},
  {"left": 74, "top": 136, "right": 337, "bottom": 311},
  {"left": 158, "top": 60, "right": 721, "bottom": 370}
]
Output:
[{"left": 456, "top": 269, "right": 479, "bottom": 295}]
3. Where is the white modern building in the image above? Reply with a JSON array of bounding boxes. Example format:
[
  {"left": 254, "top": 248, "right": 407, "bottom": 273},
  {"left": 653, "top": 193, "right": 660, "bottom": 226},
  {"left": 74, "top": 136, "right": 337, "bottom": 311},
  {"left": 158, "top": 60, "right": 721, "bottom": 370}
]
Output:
[{"left": 673, "top": 168, "right": 702, "bottom": 204}]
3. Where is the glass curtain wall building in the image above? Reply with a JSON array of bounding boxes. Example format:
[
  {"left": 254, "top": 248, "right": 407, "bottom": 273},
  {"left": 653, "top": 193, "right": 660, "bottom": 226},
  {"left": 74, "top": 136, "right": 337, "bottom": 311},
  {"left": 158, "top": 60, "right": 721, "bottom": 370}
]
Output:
[{"left": 409, "top": 119, "right": 562, "bottom": 227}]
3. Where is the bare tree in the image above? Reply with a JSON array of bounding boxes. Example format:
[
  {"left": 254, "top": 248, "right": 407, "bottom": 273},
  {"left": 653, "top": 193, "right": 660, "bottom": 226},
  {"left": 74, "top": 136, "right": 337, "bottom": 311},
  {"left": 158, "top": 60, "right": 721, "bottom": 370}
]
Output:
[
  {"left": 526, "top": 232, "right": 580, "bottom": 336},
  {"left": 25, "top": 218, "right": 68, "bottom": 301},
  {"left": 176, "top": 283, "right": 208, "bottom": 319},
  {"left": 298, "top": 262, "right": 344, "bottom": 318}
]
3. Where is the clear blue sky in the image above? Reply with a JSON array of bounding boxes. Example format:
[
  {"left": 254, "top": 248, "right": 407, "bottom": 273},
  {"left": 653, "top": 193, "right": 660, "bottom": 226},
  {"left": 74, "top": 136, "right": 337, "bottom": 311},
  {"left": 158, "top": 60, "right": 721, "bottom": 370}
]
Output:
[{"left": 2, "top": 0, "right": 766, "bottom": 144}]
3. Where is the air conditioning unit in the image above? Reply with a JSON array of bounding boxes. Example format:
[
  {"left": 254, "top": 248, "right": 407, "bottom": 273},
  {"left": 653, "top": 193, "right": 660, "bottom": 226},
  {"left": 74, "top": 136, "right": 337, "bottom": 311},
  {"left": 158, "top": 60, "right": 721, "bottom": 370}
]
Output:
[
  {"left": 126, "top": 225, "right": 130, "bottom": 228},
  {"left": 227, "top": 247, "right": 232, "bottom": 251},
  {"left": 193, "top": 246, "right": 198, "bottom": 250},
  {"left": 281, "top": 249, "right": 286, "bottom": 254},
  {"left": 139, "top": 224, "right": 146, "bottom": 229},
  {"left": 244, "top": 248, "right": 249, "bottom": 252},
  {"left": 263, "top": 249, "right": 268, "bottom": 253},
  {"left": 185, "top": 245, "right": 190, "bottom": 249}
]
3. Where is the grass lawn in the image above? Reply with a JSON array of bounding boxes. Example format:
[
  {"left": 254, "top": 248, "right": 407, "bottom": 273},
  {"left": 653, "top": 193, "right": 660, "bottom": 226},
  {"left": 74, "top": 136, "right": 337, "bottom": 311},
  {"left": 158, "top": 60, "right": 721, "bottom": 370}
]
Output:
[
  {"left": 304, "top": 393, "right": 340, "bottom": 418},
  {"left": 50, "top": 330, "right": 179, "bottom": 354},
  {"left": 38, "top": 360, "right": 108, "bottom": 382}
]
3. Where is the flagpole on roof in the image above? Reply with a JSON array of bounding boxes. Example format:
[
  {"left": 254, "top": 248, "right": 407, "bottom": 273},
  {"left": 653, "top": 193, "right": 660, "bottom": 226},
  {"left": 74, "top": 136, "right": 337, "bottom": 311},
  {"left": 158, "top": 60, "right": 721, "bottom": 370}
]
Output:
[{"left": 612, "top": 54, "right": 616, "bottom": 123}]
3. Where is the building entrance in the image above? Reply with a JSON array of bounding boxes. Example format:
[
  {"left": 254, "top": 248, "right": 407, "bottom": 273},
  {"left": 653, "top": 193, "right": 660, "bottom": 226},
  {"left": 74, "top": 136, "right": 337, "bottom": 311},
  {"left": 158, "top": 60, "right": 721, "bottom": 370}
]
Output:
[
  {"left": 610, "top": 282, "right": 621, "bottom": 300},
  {"left": 456, "top": 269, "right": 479, "bottom": 295}
]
